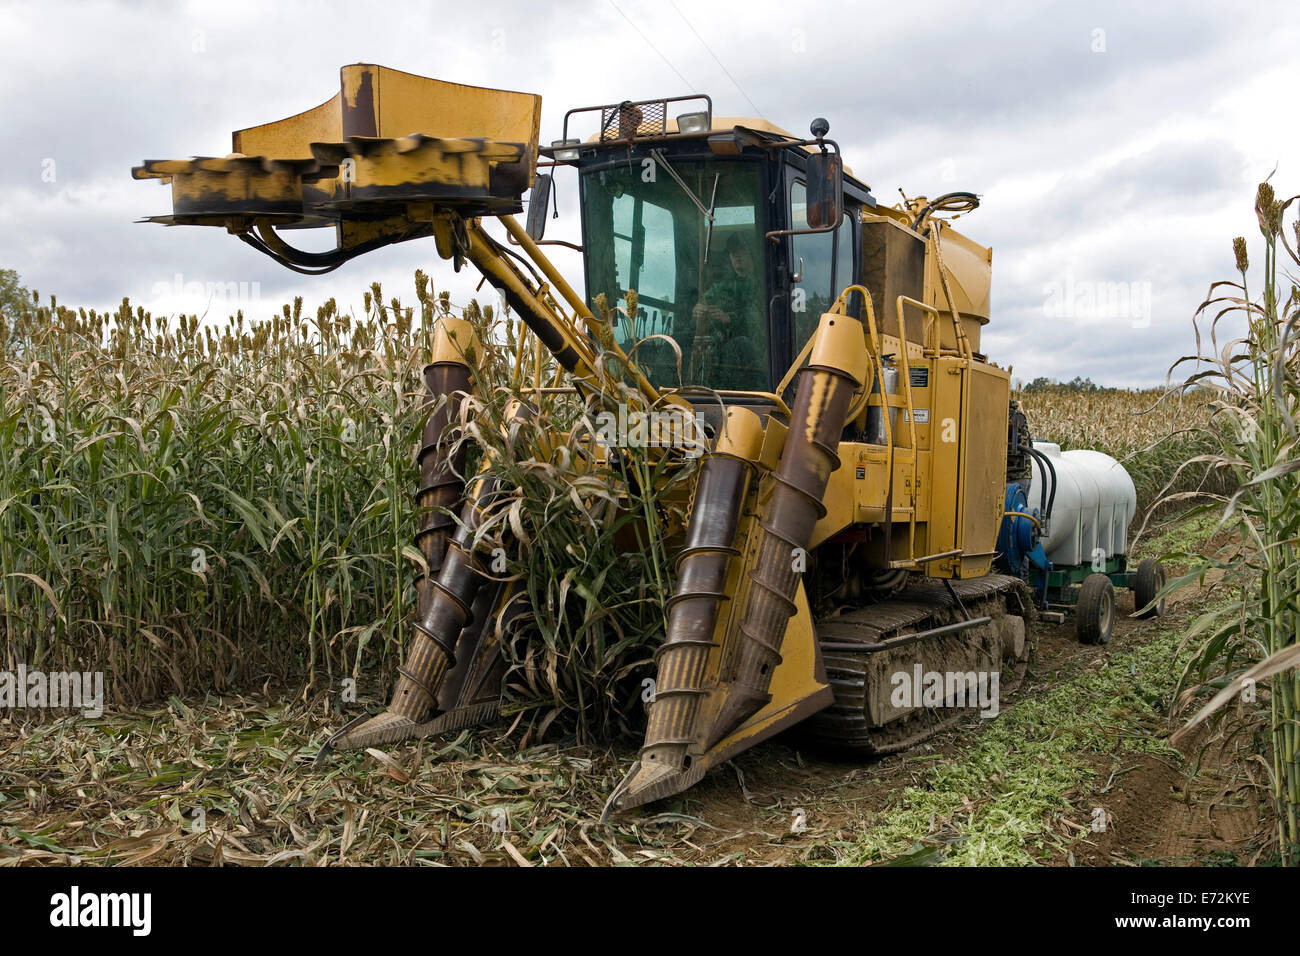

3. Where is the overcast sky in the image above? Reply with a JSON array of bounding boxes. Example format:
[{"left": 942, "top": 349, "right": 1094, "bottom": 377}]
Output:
[{"left": 2, "top": 0, "right": 1295, "bottom": 386}]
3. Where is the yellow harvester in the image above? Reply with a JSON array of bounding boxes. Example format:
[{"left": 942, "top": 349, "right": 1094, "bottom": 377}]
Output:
[{"left": 134, "top": 65, "right": 1088, "bottom": 813}]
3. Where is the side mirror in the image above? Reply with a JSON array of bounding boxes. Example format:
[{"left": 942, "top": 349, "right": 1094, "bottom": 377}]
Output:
[
  {"left": 805, "top": 152, "right": 843, "bottom": 229},
  {"left": 525, "top": 173, "right": 553, "bottom": 240}
]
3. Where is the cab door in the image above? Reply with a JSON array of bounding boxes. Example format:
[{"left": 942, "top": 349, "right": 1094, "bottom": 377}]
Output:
[{"left": 784, "top": 167, "right": 860, "bottom": 369}]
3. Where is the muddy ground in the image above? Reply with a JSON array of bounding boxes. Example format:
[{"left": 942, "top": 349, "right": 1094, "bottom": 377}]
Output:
[
  {"left": 0, "top": 516, "right": 1280, "bottom": 866},
  {"left": 618, "top": 574, "right": 1271, "bottom": 866}
]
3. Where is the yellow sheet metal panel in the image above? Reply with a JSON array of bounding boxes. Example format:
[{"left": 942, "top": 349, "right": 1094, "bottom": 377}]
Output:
[
  {"left": 957, "top": 361, "right": 1010, "bottom": 577},
  {"left": 850, "top": 445, "right": 891, "bottom": 511},
  {"left": 581, "top": 115, "right": 795, "bottom": 143},
  {"left": 131, "top": 156, "right": 322, "bottom": 222},
  {"left": 705, "top": 583, "right": 831, "bottom": 755},
  {"left": 809, "top": 446, "right": 864, "bottom": 547},
  {"left": 861, "top": 214, "right": 928, "bottom": 344},
  {"left": 810, "top": 444, "right": 934, "bottom": 556},
  {"left": 925, "top": 356, "right": 965, "bottom": 575},
  {"left": 356, "top": 65, "right": 541, "bottom": 158},
  {"left": 926, "top": 220, "right": 992, "bottom": 318},
  {"left": 327, "top": 137, "right": 515, "bottom": 190},
  {"left": 233, "top": 94, "right": 342, "bottom": 159},
  {"left": 923, "top": 220, "right": 992, "bottom": 353},
  {"left": 901, "top": 357, "right": 934, "bottom": 450},
  {"left": 430, "top": 316, "right": 478, "bottom": 364},
  {"left": 232, "top": 63, "right": 542, "bottom": 187},
  {"left": 894, "top": 449, "right": 928, "bottom": 522},
  {"left": 716, "top": 406, "right": 765, "bottom": 459},
  {"left": 757, "top": 417, "right": 788, "bottom": 472},
  {"left": 809, "top": 312, "right": 868, "bottom": 387}
]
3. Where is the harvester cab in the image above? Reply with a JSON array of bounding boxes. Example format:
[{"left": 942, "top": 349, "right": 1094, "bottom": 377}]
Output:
[
  {"left": 133, "top": 64, "right": 1161, "bottom": 815},
  {"left": 540, "top": 96, "right": 866, "bottom": 405}
]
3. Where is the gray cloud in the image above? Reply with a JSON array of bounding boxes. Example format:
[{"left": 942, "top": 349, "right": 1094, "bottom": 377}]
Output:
[{"left": 0, "top": 0, "right": 1295, "bottom": 386}]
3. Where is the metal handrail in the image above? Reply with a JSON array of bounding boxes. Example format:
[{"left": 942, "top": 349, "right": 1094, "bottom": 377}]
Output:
[
  {"left": 891, "top": 298, "right": 923, "bottom": 563},
  {"left": 560, "top": 94, "right": 714, "bottom": 146}
]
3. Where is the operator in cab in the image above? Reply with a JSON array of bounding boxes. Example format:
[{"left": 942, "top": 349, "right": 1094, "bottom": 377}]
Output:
[{"left": 691, "top": 234, "right": 765, "bottom": 390}]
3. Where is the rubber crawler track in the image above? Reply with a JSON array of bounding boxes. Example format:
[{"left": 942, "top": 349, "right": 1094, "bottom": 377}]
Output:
[{"left": 800, "top": 574, "right": 1036, "bottom": 755}]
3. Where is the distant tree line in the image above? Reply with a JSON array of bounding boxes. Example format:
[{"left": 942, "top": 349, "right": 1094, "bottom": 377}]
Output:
[
  {"left": 0, "top": 268, "right": 29, "bottom": 318},
  {"left": 1021, "top": 375, "right": 1115, "bottom": 393}
]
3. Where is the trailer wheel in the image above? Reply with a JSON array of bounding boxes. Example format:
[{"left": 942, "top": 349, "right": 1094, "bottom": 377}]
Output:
[
  {"left": 1133, "top": 558, "right": 1165, "bottom": 619},
  {"left": 1077, "top": 573, "right": 1115, "bottom": 645}
]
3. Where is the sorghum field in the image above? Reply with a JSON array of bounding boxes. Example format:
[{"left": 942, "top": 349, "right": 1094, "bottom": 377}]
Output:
[{"left": 1, "top": 182, "right": 1296, "bottom": 866}]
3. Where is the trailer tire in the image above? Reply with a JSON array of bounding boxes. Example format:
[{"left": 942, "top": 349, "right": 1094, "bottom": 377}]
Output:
[
  {"left": 1077, "top": 573, "right": 1115, "bottom": 645},
  {"left": 1133, "top": 558, "right": 1165, "bottom": 619}
]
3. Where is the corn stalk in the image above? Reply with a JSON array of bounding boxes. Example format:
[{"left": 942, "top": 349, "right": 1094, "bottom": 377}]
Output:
[{"left": 1165, "top": 179, "right": 1300, "bottom": 865}]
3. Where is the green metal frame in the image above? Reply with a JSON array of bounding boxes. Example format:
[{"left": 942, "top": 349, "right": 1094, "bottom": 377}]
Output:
[{"left": 1038, "top": 554, "right": 1133, "bottom": 607}]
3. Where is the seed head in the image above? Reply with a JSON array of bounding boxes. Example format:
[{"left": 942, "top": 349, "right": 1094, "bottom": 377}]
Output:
[
  {"left": 1233, "top": 236, "right": 1249, "bottom": 273},
  {"left": 1255, "top": 181, "right": 1277, "bottom": 236},
  {"left": 624, "top": 289, "right": 639, "bottom": 327},
  {"left": 1266, "top": 200, "right": 1284, "bottom": 238}
]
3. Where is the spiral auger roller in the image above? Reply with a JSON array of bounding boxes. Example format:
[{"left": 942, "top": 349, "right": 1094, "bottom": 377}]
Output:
[
  {"left": 318, "top": 392, "right": 534, "bottom": 759},
  {"left": 606, "top": 314, "right": 867, "bottom": 814}
]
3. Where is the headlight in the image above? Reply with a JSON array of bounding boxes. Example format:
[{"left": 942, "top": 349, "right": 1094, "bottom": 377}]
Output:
[
  {"left": 551, "top": 139, "right": 581, "bottom": 162},
  {"left": 675, "top": 111, "right": 709, "bottom": 135}
]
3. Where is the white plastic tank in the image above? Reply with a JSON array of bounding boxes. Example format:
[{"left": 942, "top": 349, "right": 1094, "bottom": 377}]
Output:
[{"left": 1027, "top": 441, "right": 1137, "bottom": 567}]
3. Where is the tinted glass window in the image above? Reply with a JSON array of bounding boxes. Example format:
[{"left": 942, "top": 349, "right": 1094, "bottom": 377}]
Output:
[
  {"left": 790, "top": 180, "right": 835, "bottom": 350},
  {"left": 836, "top": 206, "right": 860, "bottom": 318},
  {"left": 583, "top": 160, "right": 768, "bottom": 391}
]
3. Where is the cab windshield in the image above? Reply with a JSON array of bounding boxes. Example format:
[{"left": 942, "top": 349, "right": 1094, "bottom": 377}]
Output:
[{"left": 581, "top": 158, "right": 768, "bottom": 392}]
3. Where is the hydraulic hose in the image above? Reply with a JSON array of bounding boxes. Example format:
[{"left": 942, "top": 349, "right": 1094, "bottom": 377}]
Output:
[{"left": 1026, "top": 444, "right": 1057, "bottom": 521}]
